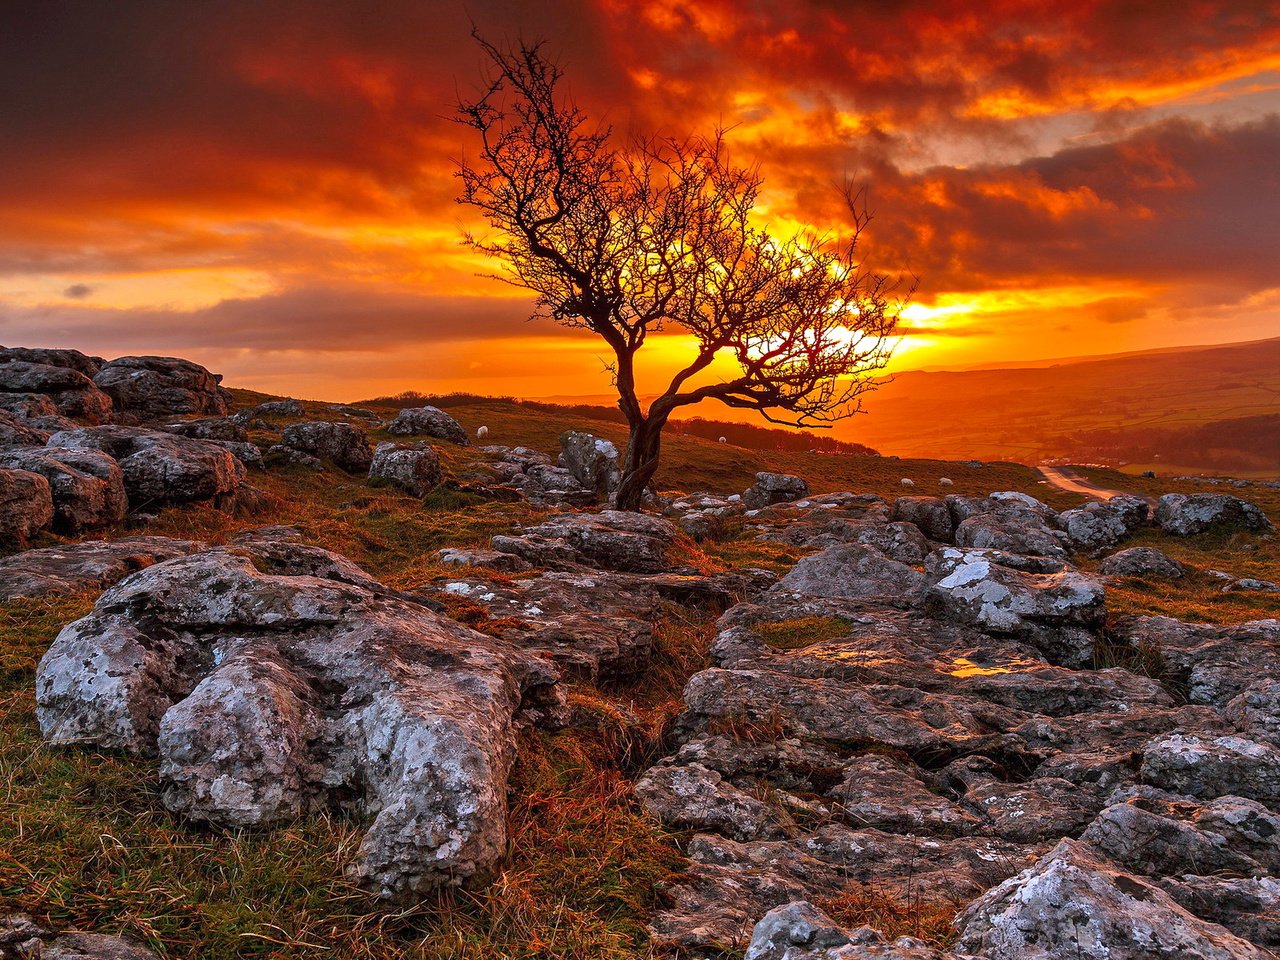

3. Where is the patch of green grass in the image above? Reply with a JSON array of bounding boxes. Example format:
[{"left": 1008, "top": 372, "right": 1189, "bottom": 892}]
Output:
[{"left": 756, "top": 616, "right": 852, "bottom": 651}]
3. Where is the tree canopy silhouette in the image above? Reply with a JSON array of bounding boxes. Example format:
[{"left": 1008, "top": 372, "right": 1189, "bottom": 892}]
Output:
[{"left": 456, "top": 36, "right": 906, "bottom": 509}]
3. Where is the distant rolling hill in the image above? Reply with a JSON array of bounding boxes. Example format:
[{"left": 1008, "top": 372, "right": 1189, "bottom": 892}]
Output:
[{"left": 844, "top": 336, "right": 1280, "bottom": 475}]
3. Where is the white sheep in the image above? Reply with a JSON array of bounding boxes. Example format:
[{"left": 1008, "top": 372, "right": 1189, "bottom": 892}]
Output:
[
  {"left": 938, "top": 477, "right": 954, "bottom": 486},
  {"left": 718, "top": 436, "right": 727, "bottom": 443},
  {"left": 900, "top": 478, "right": 915, "bottom": 487},
  {"left": 476, "top": 425, "right": 489, "bottom": 439}
]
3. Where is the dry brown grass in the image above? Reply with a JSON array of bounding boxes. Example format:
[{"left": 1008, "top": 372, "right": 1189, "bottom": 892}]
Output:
[{"left": 819, "top": 884, "right": 962, "bottom": 947}]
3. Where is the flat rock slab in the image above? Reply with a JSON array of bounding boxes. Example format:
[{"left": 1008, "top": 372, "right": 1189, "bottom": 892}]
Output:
[
  {"left": 0, "top": 536, "right": 206, "bottom": 599},
  {"left": 36, "top": 540, "right": 561, "bottom": 901}
]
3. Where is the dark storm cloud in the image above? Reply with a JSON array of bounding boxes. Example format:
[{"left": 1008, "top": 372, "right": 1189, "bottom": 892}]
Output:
[{"left": 0, "top": 285, "right": 563, "bottom": 355}]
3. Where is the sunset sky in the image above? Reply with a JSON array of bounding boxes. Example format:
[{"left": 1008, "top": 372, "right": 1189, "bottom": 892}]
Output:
[{"left": 2, "top": 1, "right": 1279, "bottom": 403}]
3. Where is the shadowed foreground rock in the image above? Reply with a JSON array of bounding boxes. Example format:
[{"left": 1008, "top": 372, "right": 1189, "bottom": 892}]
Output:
[
  {"left": 0, "top": 536, "right": 206, "bottom": 599},
  {"left": 1, "top": 914, "right": 158, "bottom": 960},
  {"left": 35, "top": 539, "right": 562, "bottom": 901}
]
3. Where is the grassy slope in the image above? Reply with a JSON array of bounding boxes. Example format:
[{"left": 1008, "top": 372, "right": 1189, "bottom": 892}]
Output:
[{"left": 1, "top": 393, "right": 1277, "bottom": 958}]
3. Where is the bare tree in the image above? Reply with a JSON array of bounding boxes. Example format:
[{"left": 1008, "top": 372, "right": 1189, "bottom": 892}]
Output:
[{"left": 456, "top": 37, "right": 905, "bottom": 510}]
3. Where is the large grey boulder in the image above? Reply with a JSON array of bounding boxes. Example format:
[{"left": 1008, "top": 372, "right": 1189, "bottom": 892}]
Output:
[
  {"left": 0, "top": 446, "right": 126, "bottom": 532},
  {"left": 0, "top": 536, "right": 206, "bottom": 599},
  {"left": 369, "top": 441, "right": 442, "bottom": 497},
  {"left": 926, "top": 548, "right": 1104, "bottom": 667},
  {"left": 1058, "top": 496, "right": 1149, "bottom": 553},
  {"left": 1156, "top": 493, "right": 1274, "bottom": 536},
  {"left": 557, "top": 430, "right": 620, "bottom": 500},
  {"left": 0, "top": 360, "right": 113, "bottom": 423},
  {"left": 955, "top": 837, "right": 1271, "bottom": 959},
  {"left": 1099, "top": 546, "right": 1187, "bottom": 580},
  {"left": 893, "top": 495, "right": 954, "bottom": 542},
  {"left": 954, "top": 512, "right": 1070, "bottom": 560},
  {"left": 93, "top": 355, "right": 229, "bottom": 419},
  {"left": 279, "top": 421, "right": 373, "bottom": 473},
  {"left": 35, "top": 541, "right": 561, "bottom": 901},
  {"left": 774, "top": 543, "right": 925, "bottom": 605},
  {"left": 0, "top": 468, "right": 54, "bottom": 543},
  {"left": 744, "top": 472, "right": 810, "bottom": 510},
  {"left": 386, "top": 406, "right": 468, "bottom": 445},
  {"left": 47, "top": 426, "right": 244, "bottom": 506}
]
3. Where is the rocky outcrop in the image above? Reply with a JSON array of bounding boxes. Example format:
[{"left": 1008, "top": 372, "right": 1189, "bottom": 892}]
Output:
[
  {"left": 558, "top": 430, "right": 620, "bottom": 500},
  {"left": 1058, "top": 495, "right": 1149, "bottom": 553},
  {"left": 0, "top": 409, "right": 51, "bottom": 446},
  {"left": 0, "top": 446, "right": 126, "bottom": 532},
  {"left": 161, "top": 416, "right": 247, "bottom": 443},
  {"left": 0, "top": 536, "right": 206, "bottom": 599},
  {"left": 0, "top": 360, "right": 113, "bottom": 424},
  {"left": 893, "top": 495, "right": 954, "bottom": 542},
  {"left": 0, "top": 468, "right": 54, "bottom": 543},
  {"left": 1156, "top": 493, "right": 1274, "bottom": 536},
  {"left": 47, "top": 426, "right": 244, "bottom": 507},
  {"left": 744, "top": 472, "right": 810, "bottom": 510},
  {"left": 386, "top": 406, "right": 468, "bottom": 445},
  {"left": 1099, "top": 546, "right": 1188, "bottom": 579},
  {"left": 278, "top": 421, "right": 373, "bottom": 473},
  {"left": 477, "top": 445, "right": 595, "bottom": 507},
  {"left": 774, "top": 543, "right": 925, "bottom": 604},
  {"left": 0, "top": 346, "right": 103, "bottom": 376},
  {"left": 492, "top": 510, "right": 679, "bottom": 573},
  {"left": 954, "top": 838, "right": 1272, "bottom": 959},
  {"left": 926, "top": 547, "right": 1105, "bottom": 667},
  {"left": 93, "top": 355, "right": 230, "bottom": 419},
  {"left": 36, "top": 539, "right": 561, "bottom": 901},
  {"left": 369, "top": 441, "right": 442, "bottom": 496}
]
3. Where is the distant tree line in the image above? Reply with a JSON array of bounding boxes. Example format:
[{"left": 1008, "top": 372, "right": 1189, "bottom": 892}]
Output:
[
  {"left": 1062, "top": 414, "right": 1279, "bottom": 473},
  {"left": 360, "top": 390, "right": 880, "bottom": 456}
]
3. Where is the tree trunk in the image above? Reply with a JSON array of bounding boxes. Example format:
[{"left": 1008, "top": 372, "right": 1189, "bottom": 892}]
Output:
[{"left": 614, "top": 415, "right": 664, "bottom": 510}]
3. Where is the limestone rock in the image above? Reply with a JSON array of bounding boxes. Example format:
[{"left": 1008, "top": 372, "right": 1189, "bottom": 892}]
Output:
[
  {"left": 161, "top": 416, "right": 248, "bottom": 443},
  {"left": 494, "top": 510, "right": 678, "bottom": 573},
  {"left": 926, "top": 548, "right": 1104, "bottom": 668},
  {"left": 774, "top": 544, "right": 925, "bottom": 605},
  {"left": 35, "top": 541, "right": 561, "bottom": 901},
  {"left": 1099, "top": 546, "right": 1187, "bottom": 580},
  {"left": 0, "top": 468, "right": 53, "bottom": 543},
  {"left": 93, "top": 355, "right": 230, "bottom": 419},
  {"left": 0, "top": 536, "right": 206, "bottom": 599},
  {"left": 0, "top": 446, "right": 126, "bottom": 532},
  {"left": 386, "top": 406, "right": 468, "bottom": 445},
  {"left": 745, "top": 472, "right": 811, "bottom": 510},
  {"left": 0, "top": 360, "right": 113, "bottom": 423},
  {"left": 47, "top": 425, "right": 244, "bottom": 506},
  {"left": 1156, "top": 493, "right": 1273, "bottom": 536},
  {"left": 279, "top": 421, "right": 373, "bottom": 473},
  {"left": 892, "top": 495, "right": 954, "bottom": 542},
  {"left": 558, "top": 430, "right": 620, "bottom": 499},
  {"left": 1142, "top": 734, "right": 1280, "bottom": 806},
  {"left": 369, "top": 441, "right": 442, "bottom": 496},
  {"left": 955, "top": 837, "right": 1271, "bottom": 959},
  {"left": 1058, "top": 496, "right": 1149, "bottom": 553},
  {"left": 0, "top": 409, "right": 50, "bottom": 446}
]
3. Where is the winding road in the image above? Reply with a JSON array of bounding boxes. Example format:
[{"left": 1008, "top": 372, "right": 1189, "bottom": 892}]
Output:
[{"left": 1036, "top": 464, "right": 1150, "bottom": 502}]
